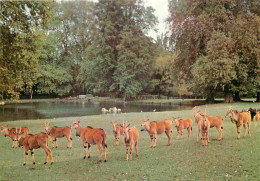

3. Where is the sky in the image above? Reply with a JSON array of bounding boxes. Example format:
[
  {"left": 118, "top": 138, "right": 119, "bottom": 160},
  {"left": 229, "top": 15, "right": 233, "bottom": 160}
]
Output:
[{"left": 144, "top": 0, "right": 169, "bottom": 39}]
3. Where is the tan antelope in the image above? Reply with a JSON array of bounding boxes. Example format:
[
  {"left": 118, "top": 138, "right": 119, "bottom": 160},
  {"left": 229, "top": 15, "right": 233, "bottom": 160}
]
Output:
[
  {"left": 141, "top": 118, "right": 172, "bottom": 147},
  {"left": 253, "top": 111, "right": 260, "bottom": 126},
  {"left": 111, "top": 121, "right": 127, "bottom": 145},
  {"left": 193, "top": 107, "right": 223, "bottom": 141},
  {"left": 123, "top": 121, "right": 139, "bottom": 161},
  {"left": 1, "top": 126, "right": 29, "bottom": 148},
  {"left": 226, "top": 108, "right": 251, "bottom": 139},
  {"left": 173, "top": 118, "right": 193, "bottom": 139},
  {"left": 15, "top": 128, "right": 54, "bottom": 165},
  {"left": 71, "top": 120, "right": 107, "bottom": 162},
  {"left": 200, "top": 113, "right": 210, "bottom": 146},
  {"left": 192, "top": 108, "right": 203, "bottom": 142},
  {"left": 43, "top": 122, "right": 72, "bottom": 148}
]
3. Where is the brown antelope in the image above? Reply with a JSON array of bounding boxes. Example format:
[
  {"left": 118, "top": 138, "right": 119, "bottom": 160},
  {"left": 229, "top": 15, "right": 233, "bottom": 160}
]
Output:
[
  {"left": 15, "top": 128, "right": 54, "bottom": 165},
  {"left": 43, "top": 122, "right": 72, "bottom": 148},
  {"left": 200, "top": 113, "right": 210, "bottom": 146},
  {"left": 1, "top": 126, "right": 29, "bottom": 148},
  {"left": 226, "top": 108, "right": 251, "bottom": 139},
  {"left": 111, "top": 121, "right": 127, "bottom": 145},
  {"left": 123, "top": 122, "right": 139, "bottom": 161},
  {"left": 173, "top": 118, "right": 192, "bottom": 139},
  {"left": 141, "top": 118, "right": 172, "bottom": 147},
  {"left": 193, "top": 107, "right": 223, "bottom": 141},
  {"left": 71, "top": 120, "right": 107, "bottom": 162}
]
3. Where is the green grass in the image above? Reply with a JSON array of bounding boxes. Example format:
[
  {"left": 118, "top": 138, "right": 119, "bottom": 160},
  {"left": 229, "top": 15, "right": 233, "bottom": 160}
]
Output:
[
  {"left": 130, "top": 98, "right": 204, "bottom": 104},
  {"left": 0, "top": 102, "right": 259, "bottom": 181}
]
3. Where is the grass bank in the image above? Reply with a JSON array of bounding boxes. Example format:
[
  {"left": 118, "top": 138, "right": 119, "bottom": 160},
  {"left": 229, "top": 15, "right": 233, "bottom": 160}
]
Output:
[
  {"left": 130, "top": 98, "right": 206, "bottom": 105},
  {"left": 0, "top": 102, "right": 259, "bottom": 180}
]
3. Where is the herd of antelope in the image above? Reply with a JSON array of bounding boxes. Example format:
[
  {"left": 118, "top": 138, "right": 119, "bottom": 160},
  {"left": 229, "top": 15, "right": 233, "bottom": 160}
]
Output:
[{"left": 1, "top": 106, "right": 259, "bottom": 165}]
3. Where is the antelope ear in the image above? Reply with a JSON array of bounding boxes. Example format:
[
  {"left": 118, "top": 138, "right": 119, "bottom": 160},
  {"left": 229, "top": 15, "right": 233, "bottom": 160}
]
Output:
[{"left": 127, "top": 124, "right": 130, "bottom": 127}]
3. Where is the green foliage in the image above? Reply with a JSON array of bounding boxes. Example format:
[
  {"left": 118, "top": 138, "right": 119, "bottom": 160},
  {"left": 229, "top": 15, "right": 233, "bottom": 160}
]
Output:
[
  {"left": 38, "top": 1, "right": 94, "bottom": 96},
  {"left": 79, "top": 0, "right": 158, "bottom": 99},
  {"left": 168, "top": 0, "right": 260, "bottom": 101},
  {"left": 153, "top": 52, "right": 176, "bottom": 97},
  {"left": 192, "top": 31, "right": 238, "bottom": 93},
  {"left": 0, "top": 1, "right": 54, "bottom": 99}
]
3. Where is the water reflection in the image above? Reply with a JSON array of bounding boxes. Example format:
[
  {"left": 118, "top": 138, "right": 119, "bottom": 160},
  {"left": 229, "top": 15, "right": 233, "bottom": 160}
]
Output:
[{"left": 0, "top": 101, "right": 203, "bottom": 122}]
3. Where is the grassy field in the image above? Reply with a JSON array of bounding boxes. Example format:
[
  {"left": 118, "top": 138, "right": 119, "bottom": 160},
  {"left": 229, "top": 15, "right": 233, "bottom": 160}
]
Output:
[{"left": 0, "top": 102, "right": 259, "bottom": 181}]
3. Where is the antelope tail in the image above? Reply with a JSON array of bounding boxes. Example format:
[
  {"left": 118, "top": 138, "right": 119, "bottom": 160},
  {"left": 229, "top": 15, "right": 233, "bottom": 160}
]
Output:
[{"left": 102, "top": 131, "right": 108, "bottom": 148}]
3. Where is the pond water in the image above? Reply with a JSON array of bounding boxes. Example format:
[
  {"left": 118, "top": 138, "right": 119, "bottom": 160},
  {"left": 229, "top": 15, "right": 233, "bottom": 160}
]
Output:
[{"left": 0, "top": 101, "right": 203, "bottom": 122}]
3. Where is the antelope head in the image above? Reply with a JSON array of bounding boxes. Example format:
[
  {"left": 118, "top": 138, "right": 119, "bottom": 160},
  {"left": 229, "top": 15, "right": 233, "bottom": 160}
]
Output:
[{"left": 71, "top": 120, "right": 80, "bottom": 129}]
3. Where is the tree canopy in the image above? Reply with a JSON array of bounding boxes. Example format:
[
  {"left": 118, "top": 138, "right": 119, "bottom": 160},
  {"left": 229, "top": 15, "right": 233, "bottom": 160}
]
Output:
[
  {"left": 168, "top": 0, "right": 260, "bottom": 102},
  {"left": 0, "top": 1, "right": 54, "bottom": 99},
  {"left": 0, "top": 0, "right": 259, "bottom": 102}
]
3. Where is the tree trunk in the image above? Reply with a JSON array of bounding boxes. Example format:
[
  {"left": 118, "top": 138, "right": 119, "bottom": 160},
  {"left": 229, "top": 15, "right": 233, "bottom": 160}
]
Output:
[
  {"left": 123, "top": 92, "right": 126, "bottom": 102},
  {"left": 206, "top": 94, "right": 215, "bottom": 102},
  {"left": 30, "top": 89, "right": 33, "bottom": 99},
  {"left": 224, "top": 86, "right": 233, "bottom": 103},
  {"left": 206, "top": 87, "right": 215, "bottom": 102},
  {"left": 233, "top": 91, "right": 240, "bottom": 102},
  {"left": 257, "top": 91, "right": 260, "bottom": 102},
  {"left": 111, "top": 92, "right": 117, "bottom": 98},
  {"left": 224, "top": 92, "right": 233, "bottom": 103}
]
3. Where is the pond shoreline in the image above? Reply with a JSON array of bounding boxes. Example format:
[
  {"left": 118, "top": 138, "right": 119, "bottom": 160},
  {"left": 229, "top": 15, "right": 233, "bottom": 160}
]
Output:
[
  {"left": 0, "top": 98, "right": 206, "bottom": 122},
  {"left": 1, "top": 97, "right": 206, "bottom": 106}
]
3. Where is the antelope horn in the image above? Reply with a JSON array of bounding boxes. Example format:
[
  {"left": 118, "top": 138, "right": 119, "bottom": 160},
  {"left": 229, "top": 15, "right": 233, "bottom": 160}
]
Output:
[
  {"left": 205, "top": 105, "right": 208, "bottom": 114},
  {"left": 19, "top": 127, "right": 21, "bottom": 133}
]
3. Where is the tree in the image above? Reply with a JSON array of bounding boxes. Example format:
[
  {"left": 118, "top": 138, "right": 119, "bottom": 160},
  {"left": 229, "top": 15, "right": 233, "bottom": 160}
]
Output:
[
  {"left": 38, "top": 1, "right": 94, "bottom": 96},
  {"left": 0, "top": 1, "right": 54, "bottom": 99},
  {"left": 79, "top": 0, "right": 158, "bottom": 99},
  {"left": 168, "top": 0, "right": 260, "bottom": 102}
]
